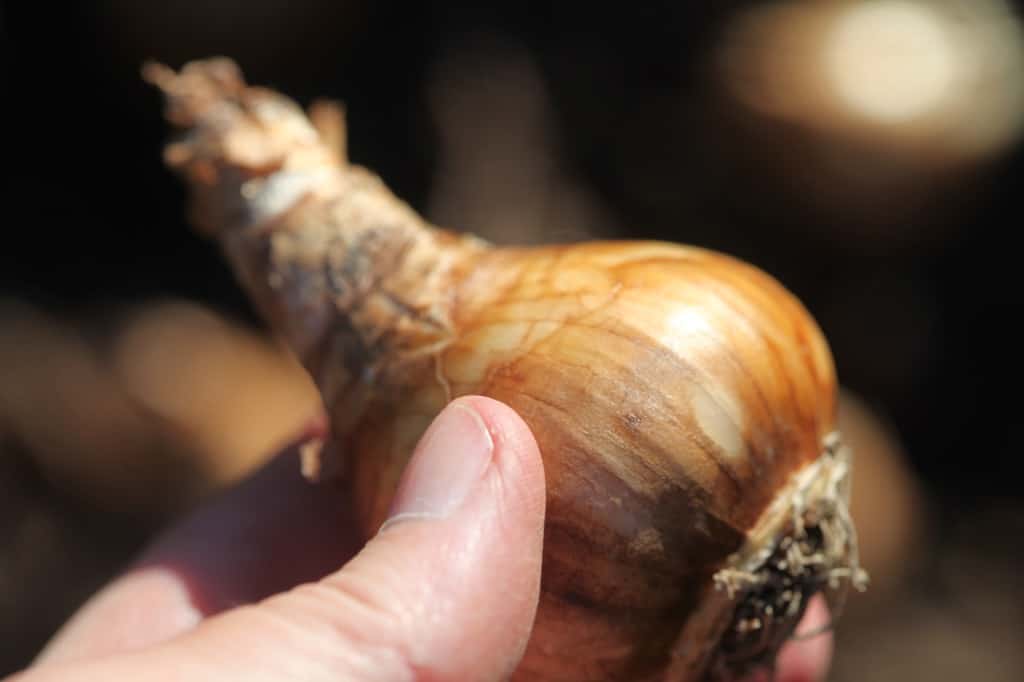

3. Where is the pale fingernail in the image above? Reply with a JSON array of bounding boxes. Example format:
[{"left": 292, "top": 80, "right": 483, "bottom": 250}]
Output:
[{"left": 381, "top": 402, "right": 494, "bottom": 530}]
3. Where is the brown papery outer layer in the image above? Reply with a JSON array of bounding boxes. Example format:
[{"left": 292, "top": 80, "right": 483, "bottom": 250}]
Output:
[
  {"left": 351, "top": 243, "right": 838, "bottom": 680},
  {"left": 148, "top": 59, "right": 839, "bottom": 681}
]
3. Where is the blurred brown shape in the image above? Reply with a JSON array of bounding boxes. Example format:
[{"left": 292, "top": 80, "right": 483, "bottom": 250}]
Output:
[
  {"left": 110, "top": 300, "right": 323, "bottom": 485},
  {"left": 832, "top": 502, "right": 1024, "bottom": 682},
  {"left": 830, "top": 392, "right": 1024, "bottom": 681},
  {"left": 0, "top": 296, "right": 324, "bottom": 674},
  {"left": 425, "top": 34, "right": 618, "bottom": 246},
  {"left": 0, "top": 299, "right": 195, "bottom": 519},
  {"left": 712, "top": 0, "right": 1024, "bottom": 249},
  {"left": 0, "top": 437, "right": 147, "bottom": 674},
  {"left": 838, "top": 389, "right": 926, "bottom": 608},
  {"left": 0, "top": 298, "right": 322, "bottom": 518}
]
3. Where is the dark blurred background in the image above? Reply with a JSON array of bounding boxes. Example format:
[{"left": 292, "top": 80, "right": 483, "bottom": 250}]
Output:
[{"left": 3, "top": 1, "right": 1024, "bottom": 679}]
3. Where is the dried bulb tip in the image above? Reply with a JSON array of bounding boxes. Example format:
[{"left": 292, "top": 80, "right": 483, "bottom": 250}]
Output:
[{"left": 141, "top": 57, "right": 248, "bottom": 128}]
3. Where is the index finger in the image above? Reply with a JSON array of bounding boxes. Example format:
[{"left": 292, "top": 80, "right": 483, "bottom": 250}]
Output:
[{"left": 33, "top": 439, "right": 360, "bottom": 666}]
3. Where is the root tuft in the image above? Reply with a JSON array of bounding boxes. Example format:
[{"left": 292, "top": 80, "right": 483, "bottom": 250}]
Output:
[{"left": 709, "top": 432, "right": 868, "bottom": 679}]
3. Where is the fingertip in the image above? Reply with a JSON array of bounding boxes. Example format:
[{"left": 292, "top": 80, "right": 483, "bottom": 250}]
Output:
[
  {"left": 775, "top": 595, "right": 834, "bottom": 682},
  {"left": 248, "top": 394, "right": 548, "bottom": 681},
  {"left": 453, "top": 396, "right": 538, "bottom": 455},
  {"left": 454, "top": 395, "right": 546, "bottom": 513}
]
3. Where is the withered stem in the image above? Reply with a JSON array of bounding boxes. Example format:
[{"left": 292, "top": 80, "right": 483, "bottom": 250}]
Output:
[{"left": 145, "top": 59, "right": 484, "bottom": 411}]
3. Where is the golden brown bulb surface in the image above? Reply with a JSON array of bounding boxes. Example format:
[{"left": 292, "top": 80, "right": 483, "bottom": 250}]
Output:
[
  {"left": 146, "top": 58, "right": 863, "bottom": 681},
  {"left": 344, "top": 242, "right": 838, "bottom": 680}
]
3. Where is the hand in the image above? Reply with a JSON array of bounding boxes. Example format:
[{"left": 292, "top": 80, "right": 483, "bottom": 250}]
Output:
[{"left": 9, "top": 397, "right": 831, "bottom": 681}]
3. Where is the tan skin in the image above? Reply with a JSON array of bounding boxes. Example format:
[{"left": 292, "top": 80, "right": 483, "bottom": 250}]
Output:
[{"left": 6, "top": 397, "right": 831, "bottom": 682}]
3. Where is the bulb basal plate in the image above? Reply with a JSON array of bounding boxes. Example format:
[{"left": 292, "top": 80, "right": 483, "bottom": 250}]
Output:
[{"left": 666, "top": 433, "right": 868, "bottom": 681}]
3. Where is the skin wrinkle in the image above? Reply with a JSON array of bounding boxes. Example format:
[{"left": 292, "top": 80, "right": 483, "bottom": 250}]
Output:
[
  {"left": 469, "top": 404, "right": 545, "bottom": 679},
  {"left": 150, "top": 452, "right": 356, "bottom": 587},
  {"left": 245, "top": 599, "right": 390, "bottom": 678},
  {"left": 286, "top": 534, "right": 443, "bottom": 679},
  {"left": 200, "top": 600, "right": 414, "bottom": 682}
]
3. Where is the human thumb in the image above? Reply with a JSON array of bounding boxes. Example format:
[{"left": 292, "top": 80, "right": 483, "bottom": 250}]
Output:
[
  {"left": 12, "top": 396, "right": 546, "bottom": 682},
  {"left": 201, "top": 395, "right": 548, "bottom": 682}
]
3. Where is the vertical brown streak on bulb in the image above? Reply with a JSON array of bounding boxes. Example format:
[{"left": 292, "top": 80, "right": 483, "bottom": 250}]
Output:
[
  {"left": 499, "top": 321, "right": 748, "bottom": 517},
  {"left": 605, "top": 256, "right": 791, "bottom": 474},
  {"left": 649, "top": 288, "right": 787, "bottom": 508},
  {"left": 540, "top": 496, "right": 739, "bottom": 636},
  {"left": 535, "top": 459, "right": 745, "bottom": 677},
  {"left": 496, "top": 328, "right": 750, "bottom": 528},
  {"left": 459, "top": 251, "right": 806, "bottom": 528},
  {"left": 571, "top": 319, "right": 752, "bottom": 503}
]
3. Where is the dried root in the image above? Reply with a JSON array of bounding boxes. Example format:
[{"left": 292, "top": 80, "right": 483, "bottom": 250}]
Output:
[{"left": 710, "top": 433, "right": 869, "bottom": 679}]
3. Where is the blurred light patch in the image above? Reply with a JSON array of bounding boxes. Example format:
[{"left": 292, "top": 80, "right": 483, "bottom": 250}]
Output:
[
  {"left": 826, "top": 2, "right": 955, "bottom": 123},
  {"left": 111, "top": 301, "right": 323, "bottom": 482},
  {"left": 424, "top": 34, "right": 617, "bottom": 245},
  {"left": 718, "top": 0, "right": 1024, "bottom": 162},
  {"left": 0, "top": 300, "right": 185, "bottom": 516},
  {"left": 837, "top": 389, "right": 924, "bottom": 605},
  {"left": 0, "top": 298, "right": 323, "bottom": 518}
]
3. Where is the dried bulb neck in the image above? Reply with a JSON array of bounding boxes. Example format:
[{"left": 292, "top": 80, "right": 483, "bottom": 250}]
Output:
[
  {"left": 146, "top": 59, "right": 484, "bottom": 392},
  {"left": 218, "top": 165, "right": 465, "bottom": 378}
]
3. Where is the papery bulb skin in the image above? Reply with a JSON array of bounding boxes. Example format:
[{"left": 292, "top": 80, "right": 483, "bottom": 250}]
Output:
[
  {"left": 147, "top": 58, "right": 866, "bottom": 681},
  {"left": 344, "top": 243, "right": 841, "bottom": 680}
]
